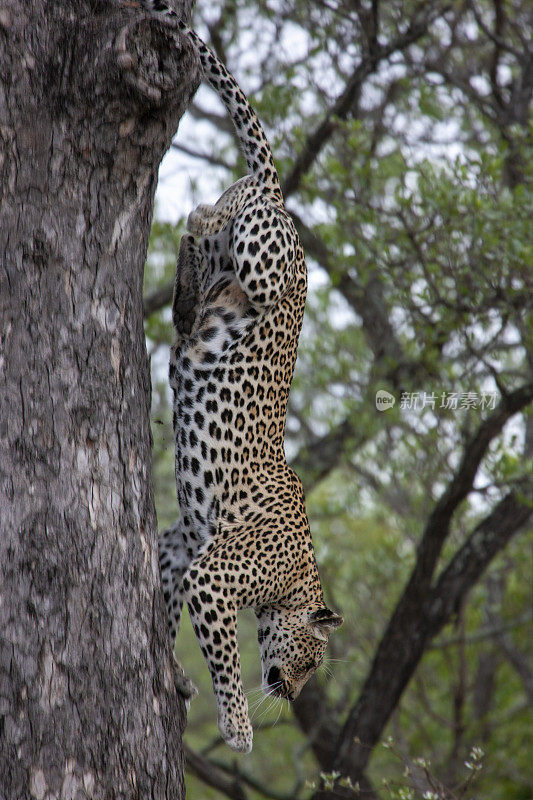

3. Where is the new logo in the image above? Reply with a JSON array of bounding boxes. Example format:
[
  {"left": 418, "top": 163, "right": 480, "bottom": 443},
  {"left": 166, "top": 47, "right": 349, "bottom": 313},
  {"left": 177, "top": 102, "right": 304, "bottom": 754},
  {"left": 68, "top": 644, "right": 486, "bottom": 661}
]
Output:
[{"left": 375, "top": 390, "right": 395, "bottom": 411}]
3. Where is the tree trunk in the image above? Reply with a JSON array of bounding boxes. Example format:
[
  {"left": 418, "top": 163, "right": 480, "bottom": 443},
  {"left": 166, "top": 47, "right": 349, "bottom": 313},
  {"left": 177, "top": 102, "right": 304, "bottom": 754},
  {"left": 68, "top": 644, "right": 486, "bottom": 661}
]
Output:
[{"left": 0, "top": 2, "right": 198, "bottom": 797}]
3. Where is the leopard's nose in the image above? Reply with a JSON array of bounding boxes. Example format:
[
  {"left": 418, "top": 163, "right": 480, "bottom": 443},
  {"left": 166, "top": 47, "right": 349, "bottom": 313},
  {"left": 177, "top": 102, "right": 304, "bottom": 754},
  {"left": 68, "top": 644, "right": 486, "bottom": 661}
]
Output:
[{"left": 267, "top": 666, "right": 281, "bottom": 688}]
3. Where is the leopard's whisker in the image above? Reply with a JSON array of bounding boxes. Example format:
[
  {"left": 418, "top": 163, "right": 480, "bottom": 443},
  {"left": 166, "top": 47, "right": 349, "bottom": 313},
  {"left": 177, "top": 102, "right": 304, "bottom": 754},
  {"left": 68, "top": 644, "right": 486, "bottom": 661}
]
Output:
[
  {"left": 250, "top": 696, "right": 269, "bottom": 717},
  {"left": 249, "top": 681, "right": 283, "bottom": 717},
  {"left": 255, "top": 698, "right": 273, "bottom": 723},
  {"left": 246, "top": 685, "right": 266, "bottom": 697},
  {"left": 249, "top": 691, "right": 266, "bottom": 707},
  {"left": 264, "top": 681, "right": 283, "bottom": 695},
  {"left": 273, "top": 697, "right": 284, "bottom": 726}
]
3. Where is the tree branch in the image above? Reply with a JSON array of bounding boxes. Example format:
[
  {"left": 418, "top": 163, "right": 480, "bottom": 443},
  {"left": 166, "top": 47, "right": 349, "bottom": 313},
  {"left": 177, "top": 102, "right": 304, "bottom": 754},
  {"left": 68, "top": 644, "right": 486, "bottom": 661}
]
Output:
[
  {"left": 425, "top": 488, "right": 532, "bottom": 636},
  {"left": 186, "top": 743, "right": 302, "bottom": 800},
  {"left": 429, "top": 612, "right": 532, "bottom": 649},
  {"left": 312, "top": 485, "right": 531, "bottom": 798},
  {"left": 292, "top": 674, "right": 341, "bottom": 768},
  {"left": 144, "top": 281, "right": 173, "bottom": 317},
  {"left": 184, "top": 744, "right": 248, "bottom": 800},
  {"left": 291, "top": 213, "right": 404, "bottom": 368},
  {"left": 289, "top": 417, "right": 362, "bottom": 492},
  {"left": 308, "top": 383, "right": 533, "bottom": 795},
  {"left": 413, "top": 381, "right": 533, "bottom": 591},
  {"left": 282, "top": 3, "right": 451, "bottom": 199},
  {"left": 187, "top": 101, "right": 235, "bottom": 134},
  {"left": 469, "top": 0, "right": 521, "bottom": 58},
  {"left": 171, "top": 141, "right": 234, "bottom": 170}
]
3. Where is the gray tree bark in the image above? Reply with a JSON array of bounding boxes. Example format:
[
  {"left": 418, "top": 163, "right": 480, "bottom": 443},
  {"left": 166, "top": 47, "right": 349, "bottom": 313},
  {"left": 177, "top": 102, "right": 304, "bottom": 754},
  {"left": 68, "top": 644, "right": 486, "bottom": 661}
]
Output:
[{"left": 0, "top": 2, "right": 198, "bottom": 798}]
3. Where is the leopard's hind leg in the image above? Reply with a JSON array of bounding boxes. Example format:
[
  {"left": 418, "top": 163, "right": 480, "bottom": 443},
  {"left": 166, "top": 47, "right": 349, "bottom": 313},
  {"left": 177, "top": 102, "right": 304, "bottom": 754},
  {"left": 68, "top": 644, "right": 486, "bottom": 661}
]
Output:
[{"left": 187, "top": 175, "right": 262, "bottom": 237}]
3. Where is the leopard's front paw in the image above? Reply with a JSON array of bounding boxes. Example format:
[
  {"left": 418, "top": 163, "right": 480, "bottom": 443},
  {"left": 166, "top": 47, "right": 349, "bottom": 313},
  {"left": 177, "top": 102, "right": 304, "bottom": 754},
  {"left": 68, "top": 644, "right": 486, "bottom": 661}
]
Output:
[{"left": 218, "top": 708, "right": 253, "bottom": 754}]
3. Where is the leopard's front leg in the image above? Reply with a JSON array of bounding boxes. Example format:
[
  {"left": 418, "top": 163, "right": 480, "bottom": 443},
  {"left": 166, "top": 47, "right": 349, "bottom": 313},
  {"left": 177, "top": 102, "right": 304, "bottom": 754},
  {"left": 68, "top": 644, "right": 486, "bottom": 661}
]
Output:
[{"left": 182, "top": 565, "right": 253, "bottom": 753}]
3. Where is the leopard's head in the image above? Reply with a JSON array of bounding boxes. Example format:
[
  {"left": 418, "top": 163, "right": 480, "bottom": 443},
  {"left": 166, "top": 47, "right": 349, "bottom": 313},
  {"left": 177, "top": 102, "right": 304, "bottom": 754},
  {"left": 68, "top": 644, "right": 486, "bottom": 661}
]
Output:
[{"left": 256, "top": 605, "right": 343, "bottom": 700}]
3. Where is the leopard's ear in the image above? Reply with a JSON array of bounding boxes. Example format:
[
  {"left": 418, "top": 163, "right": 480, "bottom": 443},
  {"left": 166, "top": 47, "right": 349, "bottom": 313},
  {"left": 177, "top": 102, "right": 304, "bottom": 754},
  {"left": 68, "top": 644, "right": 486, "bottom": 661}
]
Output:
[{"left": 308, "top": 608, "right": 343, "bottom": 642}]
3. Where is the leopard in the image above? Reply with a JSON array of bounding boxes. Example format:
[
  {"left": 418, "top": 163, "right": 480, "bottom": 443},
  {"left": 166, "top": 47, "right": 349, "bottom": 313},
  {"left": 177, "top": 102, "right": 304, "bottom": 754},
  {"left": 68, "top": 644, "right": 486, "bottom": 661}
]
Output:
[{"left": 140, "top": 0, "right": 343, "bottom": 753}]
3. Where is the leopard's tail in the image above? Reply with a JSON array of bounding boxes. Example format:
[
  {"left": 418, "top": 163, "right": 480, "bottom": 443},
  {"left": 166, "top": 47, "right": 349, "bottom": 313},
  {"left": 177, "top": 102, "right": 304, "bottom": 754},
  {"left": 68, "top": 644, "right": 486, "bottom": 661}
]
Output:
[{"left": 143, "top": 1, "right": 283, "bottom": 204}]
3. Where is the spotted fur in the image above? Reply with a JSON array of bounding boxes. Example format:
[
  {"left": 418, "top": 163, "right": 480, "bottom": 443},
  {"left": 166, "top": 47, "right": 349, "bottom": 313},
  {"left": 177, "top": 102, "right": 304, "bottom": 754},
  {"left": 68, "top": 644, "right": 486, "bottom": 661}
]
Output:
[{"left": 142, "top": 0, "right": 343, "bottom": 753}]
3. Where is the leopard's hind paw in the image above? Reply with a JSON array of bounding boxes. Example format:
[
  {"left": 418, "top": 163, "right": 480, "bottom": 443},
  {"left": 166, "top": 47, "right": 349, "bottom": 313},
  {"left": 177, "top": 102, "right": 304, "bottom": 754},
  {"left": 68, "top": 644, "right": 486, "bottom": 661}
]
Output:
[{"left": 172, "top": 654, "right": 199, "bottom": 710}]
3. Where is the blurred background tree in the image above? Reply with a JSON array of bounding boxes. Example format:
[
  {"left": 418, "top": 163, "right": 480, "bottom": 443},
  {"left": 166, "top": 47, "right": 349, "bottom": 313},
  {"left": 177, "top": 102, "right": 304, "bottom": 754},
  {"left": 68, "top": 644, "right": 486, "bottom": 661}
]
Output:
[{"left": 144, "top": 0, "right": 532, "bottom": 797}]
